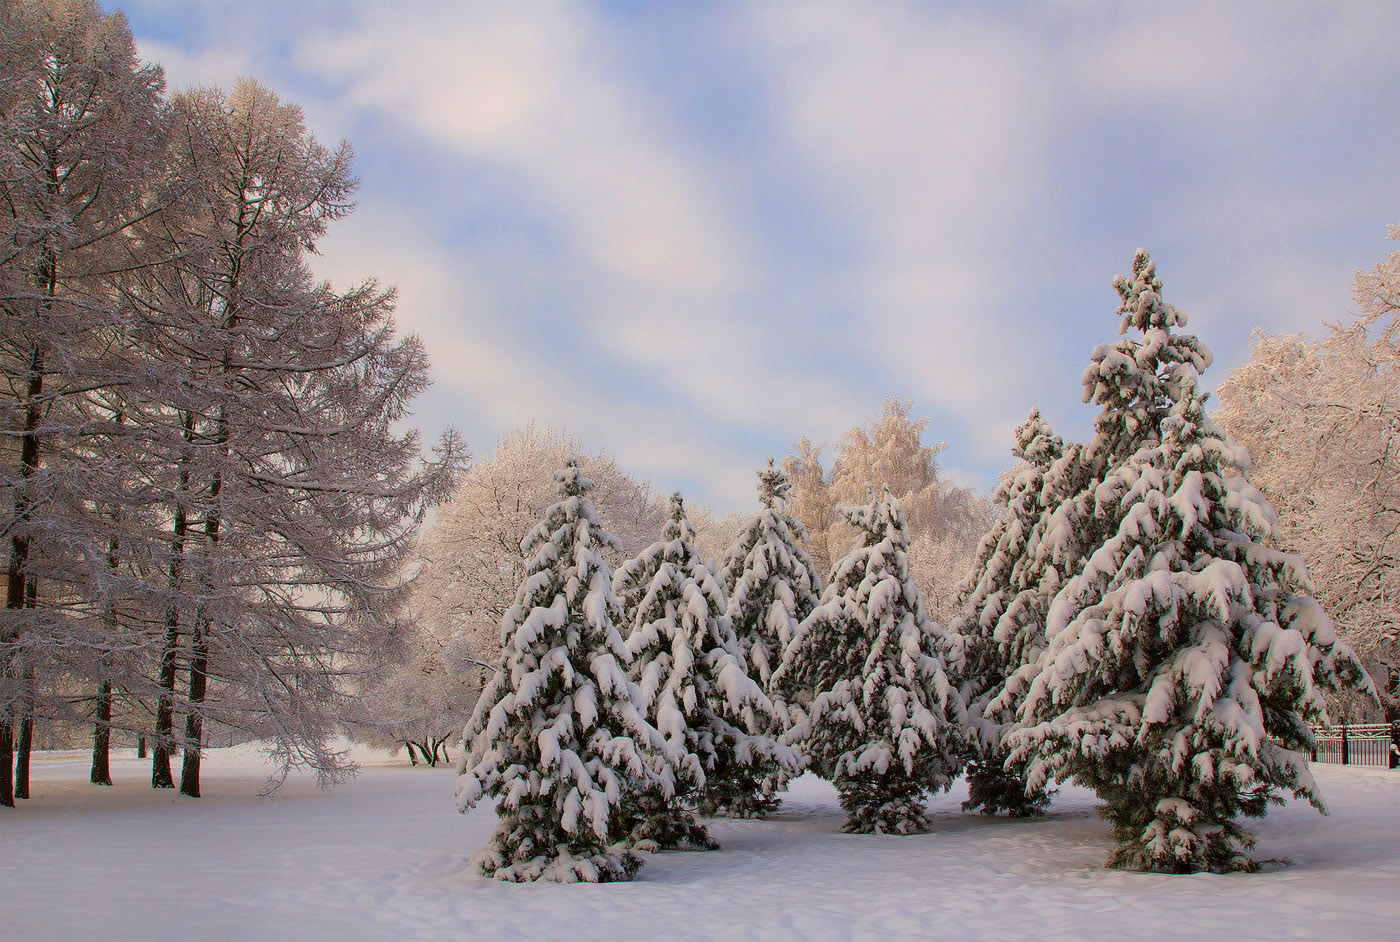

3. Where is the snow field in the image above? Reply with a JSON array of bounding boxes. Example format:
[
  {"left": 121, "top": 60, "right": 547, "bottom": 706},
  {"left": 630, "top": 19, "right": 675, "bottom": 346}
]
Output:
[{"left": 4, "top": 746, "right": 1396, "bottom": 941}]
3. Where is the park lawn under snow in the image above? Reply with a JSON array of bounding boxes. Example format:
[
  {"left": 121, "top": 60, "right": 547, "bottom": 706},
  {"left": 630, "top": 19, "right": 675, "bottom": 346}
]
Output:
[{"left": 4, "top": 745, "right": 1397, "bottom": 942}]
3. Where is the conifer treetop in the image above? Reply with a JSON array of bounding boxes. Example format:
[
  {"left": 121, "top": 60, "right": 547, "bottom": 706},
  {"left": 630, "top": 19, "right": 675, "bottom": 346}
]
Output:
[
  {"left": 756, "top": 457, "right": 790, "bottom": 510},
  {"left": 1013, "top": 408, "right": 1063, "bottom": 470},
  {"left": 1082, "top": 250, "right": 1212, "bottom": 469},
  {"left": 662, "top": 490, "right": 696, "bottom": 543}
]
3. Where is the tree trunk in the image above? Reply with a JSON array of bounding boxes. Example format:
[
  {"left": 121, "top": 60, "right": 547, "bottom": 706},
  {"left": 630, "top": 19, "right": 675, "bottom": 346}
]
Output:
[
  {"left": 3, "top": 338, "right": 45, "bottom": 809},
  {"left": 93, "top": 475, "right": 122, "bottom": 788},
  {"left": 180, "top": 367, "right": 229, "bottom": 801},
  {"left": 178, "top": 627, "right": 208, "bottom": 797},
  {"left": 137, "top": 734, "right": 146, "bottom": 759},
  {"left": 15, "top": 682, "right": 32, "bottom": 799},
  {"left": 16, "top": 631, "right": 36, "bottom": 799},
  {"left": 153, "top": 413, "right": 194, "bottom": 789},
  {"left": 0, "top": 722, "right": 11, "bottom": 809},
  {"left": 91, "top": 680, "right": 112, "bottom": 786},
  {"left": 404, "top": 742, "right": 419, "bottom": 766}
]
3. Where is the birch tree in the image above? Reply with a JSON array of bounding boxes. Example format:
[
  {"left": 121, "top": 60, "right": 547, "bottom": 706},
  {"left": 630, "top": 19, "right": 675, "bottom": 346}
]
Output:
[{"left": 1216, "top": 226, "right": 1399, "bottom": 720}]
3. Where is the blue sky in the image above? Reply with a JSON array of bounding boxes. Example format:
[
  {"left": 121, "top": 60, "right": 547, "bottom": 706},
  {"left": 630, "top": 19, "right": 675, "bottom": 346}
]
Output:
[{"left": 111, "top": 1, "right": 1400, "bottom": 512}]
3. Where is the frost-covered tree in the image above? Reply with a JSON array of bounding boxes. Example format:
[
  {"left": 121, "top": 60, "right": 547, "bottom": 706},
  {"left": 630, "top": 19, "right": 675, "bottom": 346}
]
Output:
[
  {"left": 115, "top": 79, "right": 465, "bottom": 797},
  {"left": 720, "top": 460, "right": 822, "bottom": 690},
  {"left": 0, "top": 5, "right": 462, "bottom": 809},
  {"left": 350, "top": 628, "right": 481, "bottom": 767},
  {"left": 953, "top": 409, "right": 1063, "bottom": 817},
  {"left": 691, "top": 507, "right": 746, "bottom": 569},
  {"left": 0, "top": 0, "right": 168, "bottom": 808},
  {"left": 784, "top": 401, "right": 994, "bottom": 623},
  {"left": 1008, "top": 250, "right": 1371, "bottom": 873},
  {"left": 774, "top": 491, "right": 966, "bottom": 834},
  {"left": 781, "top": 437, "right": 839, "bottom": 578},
  {"left": 456, "top": 460, "right": 669, "bottom": 883},
  {"left": 613, "top": 492, "right": 789, "bottom": 838},
  {"left": 411, "top": 426, "right": 663, "bottom": 689},
  {"left": 1216, "top": 226, "right": 1399, "bottom": 721}
]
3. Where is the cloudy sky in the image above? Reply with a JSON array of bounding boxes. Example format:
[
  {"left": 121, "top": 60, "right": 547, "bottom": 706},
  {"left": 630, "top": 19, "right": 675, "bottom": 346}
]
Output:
[{"left": 112, "top": 1, "right": 1399, "bottom": 512}]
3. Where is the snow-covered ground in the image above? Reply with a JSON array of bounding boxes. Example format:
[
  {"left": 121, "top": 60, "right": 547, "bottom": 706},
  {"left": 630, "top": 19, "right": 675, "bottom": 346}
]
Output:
[{"left": 4, "top": 745, "right": 1397, "bottom": 941}]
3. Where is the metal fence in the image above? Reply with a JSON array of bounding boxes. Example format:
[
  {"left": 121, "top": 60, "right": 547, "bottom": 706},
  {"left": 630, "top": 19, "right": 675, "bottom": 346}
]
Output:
[{"left": 1311, "top": 724, "right": 1397, "bottom": 768}]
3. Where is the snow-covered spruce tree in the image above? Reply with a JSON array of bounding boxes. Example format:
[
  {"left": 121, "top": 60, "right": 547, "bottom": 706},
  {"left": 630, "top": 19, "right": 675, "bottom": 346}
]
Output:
[
  {"left": 721, "top": 460, "right": 822, "bottom": 690},
  {"left": 612, "top": 493, "right": 789, "bottom": 839},
  {"left": 1007, "top": 250, "right": 1372, "bottom": 873},
  {"left": 774, "top": 491, "right": 966, "bottom": 834},
  {"left": 952, "top": 410, "right": 1063, "bottom": 817},
  {"left": 711, "top": 460, "right": 818, "bottom": 815},
  {"left": 455, "top": 460, "right": 669, "bottom": 882}
]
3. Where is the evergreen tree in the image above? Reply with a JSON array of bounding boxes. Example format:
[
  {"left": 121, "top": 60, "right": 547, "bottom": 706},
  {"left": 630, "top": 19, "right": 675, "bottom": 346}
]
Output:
[
  {"left": 1007, "top": 250, "right": 1372, "bottom": 872},
  {"left": 612, "top": 493, "right": 788, "bottom": 840},
  {"left": 774, "top": 491, "right": 966, "bottom": 834},
  {"left": 721, "top": 459, "right": 822, "bottom": 689},
  {"left": 456, "top": 460, "right": 668, "bottom": 882},
  {"left": 713, "top": 459, "right": 819, "bottom": 815},
  {"left": 953, "top": 409, "right": 1063, "bottom": 816}
]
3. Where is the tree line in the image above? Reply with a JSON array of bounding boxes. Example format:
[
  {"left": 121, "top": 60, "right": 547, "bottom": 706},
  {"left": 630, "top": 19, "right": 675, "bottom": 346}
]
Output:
[
  {"left": 453, "top": 249, "right": 1378, "bottom": 882},
  {"left": 358, "top": 411, "right": 990, "bottom": 763},
  {"left": 0, "top": 0, "right": 463, "bottom": 808}
]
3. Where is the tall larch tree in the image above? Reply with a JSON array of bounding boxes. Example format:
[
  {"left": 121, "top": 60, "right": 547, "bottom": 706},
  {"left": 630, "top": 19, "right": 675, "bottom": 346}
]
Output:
[
  {"left": 119, "top": 78, "right": 464, "bottom": 795},
  {"left": 0, "top": 0, "right": 166, "bottom": 807},
  {"left": 774, "top": 491, "right": 966, "bottom": 834},
  {"left": 1008, "top": 250, "right": 1371, "bottom": 873},
  {"left": 456, "top": 460, "right": 669, "bottom": 883}
]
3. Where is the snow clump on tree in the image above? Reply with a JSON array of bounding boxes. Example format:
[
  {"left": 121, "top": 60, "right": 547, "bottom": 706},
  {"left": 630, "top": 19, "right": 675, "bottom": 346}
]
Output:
[
  {"left": 455, "top": 460, "right": 671, "bottom": 883},
  {"left": 774, "top": 490, "right": 966, "bottom": 834}
]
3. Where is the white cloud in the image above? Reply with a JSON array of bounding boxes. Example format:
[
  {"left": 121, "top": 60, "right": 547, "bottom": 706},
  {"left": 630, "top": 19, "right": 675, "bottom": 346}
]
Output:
[
  {"left": 741, "top": 4, "right": 1058, "bottom": 458},
  {"left": 120, "top": 0, "right": 1398, "bottom": 507},
  {"left": 291, "top": 2, "right": 871, "bottom": 449},
  {"left": 133, "top": 38, "right": 255, "bottom": 93},
  {"left": 311, "top": 204, "right": 766, "bottom": 509}
]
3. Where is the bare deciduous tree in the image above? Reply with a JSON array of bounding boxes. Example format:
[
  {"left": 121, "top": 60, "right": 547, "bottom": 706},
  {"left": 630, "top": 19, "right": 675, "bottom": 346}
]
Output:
[{"left": 1216, "top": 225, "right": 1400, "bottom": 720}]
